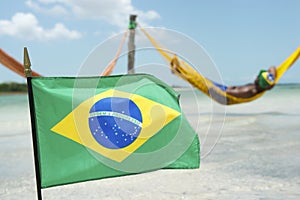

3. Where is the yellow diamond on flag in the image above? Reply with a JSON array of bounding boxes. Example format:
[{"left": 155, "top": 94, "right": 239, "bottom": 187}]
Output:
[{"left": 51, "top": 89, "right": 180, "bottom": 162}]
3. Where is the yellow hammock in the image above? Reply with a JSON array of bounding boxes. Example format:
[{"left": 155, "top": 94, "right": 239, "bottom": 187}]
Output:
[{"left": 140, "top": 26, "right": 300, "bottom": 105}]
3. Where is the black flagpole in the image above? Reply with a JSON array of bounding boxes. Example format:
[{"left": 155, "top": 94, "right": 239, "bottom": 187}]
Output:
[{"left": 24, "top": 47, "right": 43, "bottom": 200}]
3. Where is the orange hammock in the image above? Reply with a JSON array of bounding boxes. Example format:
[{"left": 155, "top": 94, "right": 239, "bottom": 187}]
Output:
[
  {"left": 0, "top": 48, "right": 41, "bottom": 77},
  {"left": 0, "top": 31, "right": 128, "bottom": 78},
  {"left": 100, "top": 31, "right": 128, "bottom": 76}
]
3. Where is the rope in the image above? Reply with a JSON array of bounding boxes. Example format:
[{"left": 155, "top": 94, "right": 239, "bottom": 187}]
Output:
[
  {"left": 101, "top": 31, "right": 128, "bottom": 76},
  {"left": 139, "top": 25, "right": 173, "bottom": 62}
]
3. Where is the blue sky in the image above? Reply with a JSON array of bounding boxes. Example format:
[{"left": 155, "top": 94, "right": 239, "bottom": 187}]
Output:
[{"left": 1, "top": 0, "right": 300, "bottom": 85}]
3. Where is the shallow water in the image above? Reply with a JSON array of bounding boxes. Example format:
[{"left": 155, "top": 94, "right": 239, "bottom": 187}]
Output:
[{"left": 0, "top": 85, "right": 299, "bottom": 199}]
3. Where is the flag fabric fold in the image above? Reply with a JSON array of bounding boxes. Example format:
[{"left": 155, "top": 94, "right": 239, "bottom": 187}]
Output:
[{"left": 28, "top": 74, "right": 200, "bottom": 188}]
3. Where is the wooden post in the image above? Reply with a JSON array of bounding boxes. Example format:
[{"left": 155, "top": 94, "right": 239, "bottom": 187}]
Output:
[{"left": 127, "top": 15, "right": 137, "bottom": 74}]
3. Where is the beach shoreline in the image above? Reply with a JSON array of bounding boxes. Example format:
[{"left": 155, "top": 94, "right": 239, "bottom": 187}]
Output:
[{"left": 0, "top": 92, "right": 27, "bottom": 96}]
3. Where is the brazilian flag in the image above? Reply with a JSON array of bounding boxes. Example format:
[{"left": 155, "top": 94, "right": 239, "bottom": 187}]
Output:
[{"left": 28, "top": 74, "right": 200, "bottom": 188}]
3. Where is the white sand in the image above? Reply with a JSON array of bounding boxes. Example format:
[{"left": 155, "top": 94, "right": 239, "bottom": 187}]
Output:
[{"left": 1, "top": 88, "right": 300, "bottom": 199}]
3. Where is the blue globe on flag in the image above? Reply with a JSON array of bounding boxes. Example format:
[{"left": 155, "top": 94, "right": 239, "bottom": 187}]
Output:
[{"left": 88, "top": 97, "right": 143, "bottom": 149}]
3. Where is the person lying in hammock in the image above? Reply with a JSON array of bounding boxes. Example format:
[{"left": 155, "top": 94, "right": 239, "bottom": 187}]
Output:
[
  {"left": 170, "top": 56, "right": 277, "bottom": 99},
  {"left": 224, "top": 66, "right": 277, "bottom": 98}
]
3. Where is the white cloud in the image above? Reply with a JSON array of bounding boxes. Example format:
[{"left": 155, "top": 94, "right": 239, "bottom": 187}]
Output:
[
  {"left": 26, "top": 0, "right": 68, "bottom": 17},
  {"left": 26, "top": 0, "right": 160, "bottom": 28},
  {"left": 0, "top": 12, "right": 82, "bottom": 41}
]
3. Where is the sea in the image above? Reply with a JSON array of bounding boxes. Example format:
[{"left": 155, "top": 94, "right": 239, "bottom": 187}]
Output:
[{"left": 0, "top": 84, "right": 299, "bottom": 200}]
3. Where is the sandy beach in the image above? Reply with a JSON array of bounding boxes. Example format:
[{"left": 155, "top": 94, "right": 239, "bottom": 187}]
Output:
[{"left": 1, "top": 85, "right": 299, "bottom": 199}]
